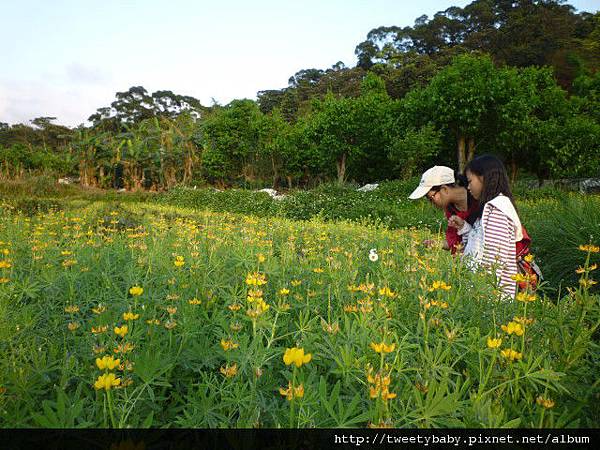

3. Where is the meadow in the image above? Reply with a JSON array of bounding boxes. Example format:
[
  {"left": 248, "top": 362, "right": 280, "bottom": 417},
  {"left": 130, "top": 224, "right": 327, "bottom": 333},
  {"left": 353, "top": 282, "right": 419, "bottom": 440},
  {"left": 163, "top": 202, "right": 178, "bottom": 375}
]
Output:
[{"left": 0, "top": 187, "right": 599, "bottom": 428}]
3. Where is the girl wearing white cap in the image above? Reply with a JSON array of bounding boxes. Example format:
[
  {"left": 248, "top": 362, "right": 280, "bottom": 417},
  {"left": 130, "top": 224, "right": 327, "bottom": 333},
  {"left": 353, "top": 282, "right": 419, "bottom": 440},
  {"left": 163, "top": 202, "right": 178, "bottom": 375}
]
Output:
[{"left": 408, "top": 166, "right": 478, "bottom": 254}]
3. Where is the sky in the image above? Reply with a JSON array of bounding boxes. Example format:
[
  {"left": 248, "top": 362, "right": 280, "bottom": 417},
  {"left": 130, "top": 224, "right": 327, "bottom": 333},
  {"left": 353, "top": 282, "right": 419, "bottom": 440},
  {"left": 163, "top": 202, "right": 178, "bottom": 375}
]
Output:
[{"left": 1, "top": 0, "right": 598, "bottom": 128}]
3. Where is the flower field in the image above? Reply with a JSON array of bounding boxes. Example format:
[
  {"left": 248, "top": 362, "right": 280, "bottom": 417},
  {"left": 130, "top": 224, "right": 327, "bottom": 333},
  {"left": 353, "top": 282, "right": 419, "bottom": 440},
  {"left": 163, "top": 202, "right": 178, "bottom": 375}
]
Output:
[{"left": 0, "top": 200, "right": 598, "bottom": 428}]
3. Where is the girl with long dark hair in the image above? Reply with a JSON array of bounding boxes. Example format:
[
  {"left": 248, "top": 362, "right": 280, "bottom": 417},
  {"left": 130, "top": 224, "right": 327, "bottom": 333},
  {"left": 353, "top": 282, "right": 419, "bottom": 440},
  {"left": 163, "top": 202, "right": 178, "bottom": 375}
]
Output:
[{"left": 448, "top": 155, "right": 523, "bottom": 298}]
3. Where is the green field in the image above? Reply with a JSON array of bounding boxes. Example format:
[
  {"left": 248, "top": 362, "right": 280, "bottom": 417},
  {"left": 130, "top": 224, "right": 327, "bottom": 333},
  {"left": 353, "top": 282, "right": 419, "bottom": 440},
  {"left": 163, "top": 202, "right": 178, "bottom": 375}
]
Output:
[{"left": 0, "top": 190, "right": 598, "bottom": 428}]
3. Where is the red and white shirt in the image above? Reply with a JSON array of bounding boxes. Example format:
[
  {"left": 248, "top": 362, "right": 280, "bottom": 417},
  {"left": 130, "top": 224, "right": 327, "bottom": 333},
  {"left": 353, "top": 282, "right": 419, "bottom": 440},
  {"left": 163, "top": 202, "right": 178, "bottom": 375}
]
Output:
[{"left": 458, "top": 195, "right": 522, "bottom": 299}]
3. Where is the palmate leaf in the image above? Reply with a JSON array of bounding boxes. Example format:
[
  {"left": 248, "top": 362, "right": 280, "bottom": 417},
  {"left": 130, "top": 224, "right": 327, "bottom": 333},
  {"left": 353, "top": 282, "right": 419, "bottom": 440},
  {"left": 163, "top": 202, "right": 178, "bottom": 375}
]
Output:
[
  {"left": 317, "top": 377, "right": 369, "bottom": 427},
  {"left": 31, "top": 387, "right": 92, "bottom": 428}
]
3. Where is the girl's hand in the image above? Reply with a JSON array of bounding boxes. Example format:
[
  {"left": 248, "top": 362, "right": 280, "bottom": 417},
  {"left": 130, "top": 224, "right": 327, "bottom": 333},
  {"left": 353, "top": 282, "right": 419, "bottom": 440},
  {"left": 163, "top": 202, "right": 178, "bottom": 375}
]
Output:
[{"left": 448, "top": 215, "right": 465, "bottom": 229}]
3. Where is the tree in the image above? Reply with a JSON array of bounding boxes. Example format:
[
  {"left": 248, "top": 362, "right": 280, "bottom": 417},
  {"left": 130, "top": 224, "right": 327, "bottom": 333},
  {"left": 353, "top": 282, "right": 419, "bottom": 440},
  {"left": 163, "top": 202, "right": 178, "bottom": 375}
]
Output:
[{"left": 402, "top": 54, "right": 507, "bottom": 171}]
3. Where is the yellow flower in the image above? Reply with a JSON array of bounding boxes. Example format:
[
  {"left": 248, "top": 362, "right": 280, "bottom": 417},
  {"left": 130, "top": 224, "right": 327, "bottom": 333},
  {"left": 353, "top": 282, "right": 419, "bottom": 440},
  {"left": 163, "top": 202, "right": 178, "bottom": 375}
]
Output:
[
  {"left": 62, "top": 259, "right": 77, "bottom": 267},
  {"left": 123, "top": 312, "right": 140, "bottom": 321},
  {"left": 370, "top": 342, "right": 396, "bottom": 354},
  {"left": 283, "top": 347, "right": 312, "bottom": 367},
  {"left": 378, "top": 286, "right": 397, "bottom": 298},
  {"left": 220, "top": 339, "right": 239, "bottom": 351},
  {"left": 536, "top": 396, "right": 555, "bottom": 409},
  {"left": 146, "top": 319, "right": 160, "bottom": 325},
  {"left": 0, "top": 260, "right": 12, "bottom": 269},
  {"left": 228, "top": 303, "right": 241, "bottom": 312},
  {"left": 60, "top": 250, "right": 72, "bottom": 256},
  {"left": 579, "top": 244, "right": 600, "bottom": 253},
  {"left": 164, "top": 319, "right": 177, "bottom": 330},
  {"left": 220, "top": 363, "right": 238, "bottom": 378},
  {"left": 113, "top": 342, "right": 135, "bottom": 354},
  {"left": 257, "top": 253, "right": 266, "bottom": 263},
  {"left": 513, "top": 316, "right": 534, "bottom": 325},
  {"left": 96, "top": 355, "right": 121, "bottom": 370},
  {"left": 166, "top": 306, "right": 177, "bottom": 315},
  {"left": 173, "top": 256, "right": 185, "bottom": 267},
  {"left": 487, "top": 337, "right": 502, "bottom": 349},
  {"left": 0, "top": 277, "right": 10, "bottom": 284},
  {"left": 92, "top": 304, "right": 106, "bottom": 314},
  {"left": 579, "top": 279, "right": 598, "bottom": 288},
  {"left": 524, "top": 254, "right": 534, "bottom": 263},
  {"left": 312, "top": 267, "right": 324, "bottom": 273},
  {"left": 500, "top": 348, "right": 523, "bottom": 361},
  {"left": 67, "top": 322, "right": 80, "bottom": 331},
  {"left": 278, "top": 288, "right": 290, "bottom": 296},
  {"left": 64, "top": 305, "right": 80, "bottom": 314},
  {"left": 129, "top": 286, "right": 143, "bottom": 296},
  {"left": 94, "top": 373, "right": 121, "bottom": 391},
  {"left": 114, "top": 325, "right": 128, "bottom": 338},
  {"left": 91, "top": 325, "right": 108, "bottom": 334},
  {"left": 279, "top": 381, "right": 304, "bottom": 400},
  {"left": 428, "top": 280, "right": 452, "bottom": 292},
  {"left": 516, "top": 292, "right": 537, "bottom": 303},
  {"left": 290, "top": 280, "right": 302, "bottom": 287},
  {"left": 501, "top": 321, "right": 524, "bottom": 336},
  {"left": 245, "top": 272, "right": 267, "bottom": 286}
]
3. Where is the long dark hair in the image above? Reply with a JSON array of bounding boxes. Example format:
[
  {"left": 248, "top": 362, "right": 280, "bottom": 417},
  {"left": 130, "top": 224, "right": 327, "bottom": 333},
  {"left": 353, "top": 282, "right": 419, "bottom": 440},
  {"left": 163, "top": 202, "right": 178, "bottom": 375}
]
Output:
[{"left": 465, "top": 154, "right": 514, "bottom": 220}]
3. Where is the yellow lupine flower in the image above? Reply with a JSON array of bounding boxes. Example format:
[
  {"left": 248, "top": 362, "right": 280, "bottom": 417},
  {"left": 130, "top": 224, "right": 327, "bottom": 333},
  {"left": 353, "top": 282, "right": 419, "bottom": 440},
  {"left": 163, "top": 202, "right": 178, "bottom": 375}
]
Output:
[
  {"left": 0, "top": 261, "right": 12, "bottom": 269},
  {"left": 579, "top": 279, "right": 598, "bottom": 288},
  {"left": 245, "top": 272, "right": 267, "bottom": 286},
  {"left": 283, "top": 347, "right": 312, "bottom": 367},
  {"left": 122, "top": 312, "right": 140, "bottom": 321},
  {"left": 220, "top": 363, "right": 238, "bottom": 378},
  {"left": 188, "top": 298, "right": 202, "bottom": 305},
  {"left": 96, "top": 355, "right": 121, "bottom": 370},
  {"left": 516, "top": 292, "right": 537, "bottom": 303},
  {"left": 370, "top": 342, "right": 396, "bottom": 354},
  {"left": 378, "top": 286, "right": 397, "bottom": 298},
  {"left": 114, "top": 325, "right": 128, "bottom": 338},
  {"left": 487, "top": 337, "right": 502, "bottom": 349},
  {"left": 278, "top": 288, "right": 290, "bottom": 296},
  {"left": 220, "top": 339, "right": 239, "bottom": 351},
  {"left": 91, "top": 325, "right": 108, "bottom": 334},
  {"left": 94, "top": 373, "right": 121, "bottom": 391},
  {"left": 64, "top": 305, "right": 80, "bottom": 314},
  {"left": 500, "top": 348, "right": 523, "bottom": 361},
  {"left": 428, "top": 280, "right": 452, "bottom": 292},
  {"left": 536, "top": 396, "right": 555, "bottom": 409},
  {"left": 173, "top": 256, "right": 185, "bottom": 267},
  {"left": 501, "top": 321, "right": 524, "bottom": 336},
  {"left": 279, "top": 381, "right": 304, "bottom": 400},
  {"left": 129, "top": 286, "right": 143, "bottom": 296},
  {"left": 524, "top": 254, "right": 534, "bottom": 263},
  {"left": 578, "top": 244, "right": 600, "bottom": 253},
  {"left": 67, "top": 322, "right": 80, "bottom": 331},
  {"left": 92, "top": 305, "right": 107, "bottom": 314}
]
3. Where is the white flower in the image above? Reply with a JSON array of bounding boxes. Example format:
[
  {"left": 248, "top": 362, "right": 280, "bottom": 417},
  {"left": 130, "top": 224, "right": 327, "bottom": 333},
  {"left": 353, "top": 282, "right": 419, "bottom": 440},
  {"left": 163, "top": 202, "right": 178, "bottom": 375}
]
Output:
[{"left": 368, "top": 248, "right": 379, "bottom": 262}]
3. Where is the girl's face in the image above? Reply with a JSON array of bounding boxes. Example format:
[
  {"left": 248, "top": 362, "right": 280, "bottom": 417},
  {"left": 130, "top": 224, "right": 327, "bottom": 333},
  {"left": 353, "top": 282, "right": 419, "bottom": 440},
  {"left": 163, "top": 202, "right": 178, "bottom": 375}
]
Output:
[{"left": 466, "top": 170, "right": 484, "bottom": 200}]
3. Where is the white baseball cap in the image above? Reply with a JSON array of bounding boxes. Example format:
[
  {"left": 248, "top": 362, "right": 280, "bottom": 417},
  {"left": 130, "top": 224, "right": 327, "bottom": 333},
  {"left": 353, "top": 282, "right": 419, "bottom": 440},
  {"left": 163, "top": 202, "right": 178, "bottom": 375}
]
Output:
[{"left": 408, "top": 166, "right": 455, "bottom": 200}]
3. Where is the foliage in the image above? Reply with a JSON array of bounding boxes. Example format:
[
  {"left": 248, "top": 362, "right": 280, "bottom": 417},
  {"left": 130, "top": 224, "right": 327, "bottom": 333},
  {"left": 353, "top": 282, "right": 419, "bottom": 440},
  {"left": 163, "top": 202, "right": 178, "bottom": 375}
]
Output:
[{"left": 0, "top": 199, "right": 598, "bottom": 428}]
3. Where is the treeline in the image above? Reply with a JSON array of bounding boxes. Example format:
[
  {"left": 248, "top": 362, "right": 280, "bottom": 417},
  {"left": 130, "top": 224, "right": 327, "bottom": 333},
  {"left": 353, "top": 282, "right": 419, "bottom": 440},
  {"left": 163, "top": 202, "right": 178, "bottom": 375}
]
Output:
[{"left": 1, "top": 0, "right": 599, "bottom": 190}]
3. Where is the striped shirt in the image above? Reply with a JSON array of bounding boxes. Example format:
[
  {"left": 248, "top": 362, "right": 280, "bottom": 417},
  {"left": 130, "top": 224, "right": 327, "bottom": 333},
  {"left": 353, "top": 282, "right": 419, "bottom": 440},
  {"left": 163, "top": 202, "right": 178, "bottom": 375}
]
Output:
[{"left": 458, "top": 196, "right": 519, "bottom": 299}]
